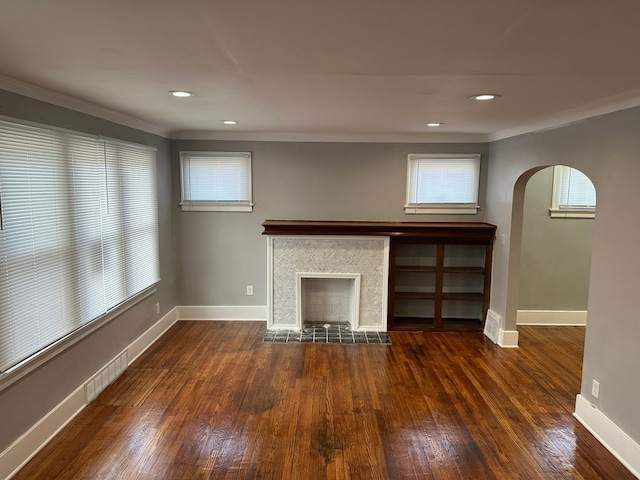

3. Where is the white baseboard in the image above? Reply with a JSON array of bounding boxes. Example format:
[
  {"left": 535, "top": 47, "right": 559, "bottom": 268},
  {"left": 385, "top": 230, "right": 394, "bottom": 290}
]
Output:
[
  {"left": 574, "top": 394, "right": 640, "bottom": 478},
  {"left": 498, "top": 329, "right": 519, "bottom": 348},
  {"left": 128, "top": 307, "right": 179, "bottom": 363},
  {"left": 178, "top": 305, "right": 267, "bottom": 321},
  {"left": 0, "top": 385, "right": 85, "bottom": 480},
  {"left": 517, "top": 309, "right": 587, "bottom": 326},
  {"left": 0, "top": 307, "right": 178, "bottom": 480}
]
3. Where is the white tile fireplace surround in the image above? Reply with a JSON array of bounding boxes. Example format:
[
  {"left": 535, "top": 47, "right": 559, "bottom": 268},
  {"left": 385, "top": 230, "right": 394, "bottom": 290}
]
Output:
[{"left": 267, "top": 236, "right": 389, "bottom": 331}]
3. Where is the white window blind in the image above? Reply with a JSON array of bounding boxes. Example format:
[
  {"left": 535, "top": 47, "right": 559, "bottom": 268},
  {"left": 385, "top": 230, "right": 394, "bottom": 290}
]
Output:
[
  {"left": 551, "top": 166, "right": 596, "bottom": 218},
  {"left": 0, "top": 119, "right": 159, "bottom": 373},
  {"left": 405, "top": 154, "right": 480, "bottom": 214},
  {"left": 180, "top": 151, "right": 253, "bottom": 212}
]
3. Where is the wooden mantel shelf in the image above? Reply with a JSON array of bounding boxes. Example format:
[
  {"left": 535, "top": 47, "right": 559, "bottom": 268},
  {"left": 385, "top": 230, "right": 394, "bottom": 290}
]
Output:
[{"left": 262, "top": 220, "right": 496, "bottom": 243}]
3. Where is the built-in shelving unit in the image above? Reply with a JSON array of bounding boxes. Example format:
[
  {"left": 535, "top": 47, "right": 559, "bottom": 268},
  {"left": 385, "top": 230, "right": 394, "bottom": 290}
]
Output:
[
  {"left": 388, "top": 223, "right": 496, "bottom": 332},
  {"left": 262, "top": 220, "right": 496, "bottom": 333}
]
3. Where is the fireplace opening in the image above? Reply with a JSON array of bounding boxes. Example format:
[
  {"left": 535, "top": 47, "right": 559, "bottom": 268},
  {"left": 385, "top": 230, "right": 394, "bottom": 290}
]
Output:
[{"left": 297, "top": 273, "right": 361, "bottom": 331}]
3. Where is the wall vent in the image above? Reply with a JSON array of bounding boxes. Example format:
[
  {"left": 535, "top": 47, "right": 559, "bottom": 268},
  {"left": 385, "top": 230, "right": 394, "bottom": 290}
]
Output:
[
  {"left": 84, "top": 350, "right": 128, "bottom": 404},
  {"left": 484, "top": 309, "right": 502, "bottom": 344}
]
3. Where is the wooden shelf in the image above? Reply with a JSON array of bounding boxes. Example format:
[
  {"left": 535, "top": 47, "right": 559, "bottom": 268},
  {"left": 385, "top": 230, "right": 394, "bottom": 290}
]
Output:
[
  {"left": 395, "top": 291, "right": 484, "bottom": 302},
  {"left": 442, "top": 292, "right": 485, "bottom": 302},
  {"left": 395, "top": 291, "right": 436, "bottom": 300},
  {"left": 396, "top": 265, "right": 436, "bottom": 273},
  {"left": 392, "top": 316, "right": 483, "bottom": 332},
  {"left": 443, "top": 266, "right": 485, "bottom": 274},
  {"left": 262, "top": 220, "right": 497, "bottom": 243}
]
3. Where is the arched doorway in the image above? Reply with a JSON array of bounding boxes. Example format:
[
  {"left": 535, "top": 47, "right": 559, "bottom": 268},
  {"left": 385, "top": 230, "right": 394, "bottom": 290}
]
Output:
[
  {"left": 517, "top": 166, "right": 595, "bottom": 326},
  {"left": 507, "top": 166, "right": 595, "bottom": 409}
]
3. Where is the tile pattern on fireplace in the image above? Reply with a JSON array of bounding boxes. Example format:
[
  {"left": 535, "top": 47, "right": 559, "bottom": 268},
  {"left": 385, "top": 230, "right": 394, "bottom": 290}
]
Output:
[
  {"left": 263, "top": 322, "right": 391, "bottom": 344},
  {"left": 271, "top": 237, "right": 386, "bottom": 328}
]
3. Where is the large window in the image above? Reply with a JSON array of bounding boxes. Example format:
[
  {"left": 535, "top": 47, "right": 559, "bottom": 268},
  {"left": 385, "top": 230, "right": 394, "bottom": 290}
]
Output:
[
  {"left": 180, "top": 151, "right": 253, "bottom": 212},
  {"left": 405, "top": 154, "right": 481, "bottom": 214},
  {"left": 550, "top": 165, "right": 596, "bottom": 218},
  {"left": 0, "top": 119, "right": 159, "bottom": 373}
]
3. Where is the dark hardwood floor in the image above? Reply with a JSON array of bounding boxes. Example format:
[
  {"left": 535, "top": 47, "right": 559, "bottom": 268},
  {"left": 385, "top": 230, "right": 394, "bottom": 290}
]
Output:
[{"left": 13, "top": 322, "right": 635, "bottom": 479}]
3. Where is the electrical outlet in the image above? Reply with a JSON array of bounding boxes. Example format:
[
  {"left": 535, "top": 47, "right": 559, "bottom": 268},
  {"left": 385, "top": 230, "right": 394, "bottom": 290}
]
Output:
[
  {"left": 246, "top": 285, "right": 253, "bottom": 296},
  {"left": 592, "top": 379, "right": 600, "bottom": 399},
  {"left": 155, "top": 302, "right": 160, "bottom": 315}
]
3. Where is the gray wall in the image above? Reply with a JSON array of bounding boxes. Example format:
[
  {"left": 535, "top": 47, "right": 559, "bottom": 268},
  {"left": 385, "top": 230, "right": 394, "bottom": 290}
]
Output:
[
  {"left": 172, "top": 140, "right": 489, "bottom": 306},
  {"left": 0, "top": 90, "right": 177, "bottom": 452},
  {"left": 487, "top": 106, "right": 640, "bottom": 442},
  {"left": 519, "top": 167, "right": 593, "bottom": 311}
]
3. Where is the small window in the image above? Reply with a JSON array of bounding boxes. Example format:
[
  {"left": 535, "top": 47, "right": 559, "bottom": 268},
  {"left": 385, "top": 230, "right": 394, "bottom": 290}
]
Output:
[
  {"left": 180, "top": 151, "right": 253, "bottom": 212},
  {"left": 550, "top": 166, "right": 596, "bottom": 218},
  {"left": 405, "top": 154, "right": 480, "bottom": 214}
]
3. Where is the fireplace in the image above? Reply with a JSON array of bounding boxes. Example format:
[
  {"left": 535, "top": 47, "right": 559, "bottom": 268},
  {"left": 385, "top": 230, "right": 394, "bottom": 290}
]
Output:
[
  {"left": 265, "top": 232, "right": 389, "bottom": 331},
  {"left": 297, "top": 273, "right": 361, "bottom": 330}
]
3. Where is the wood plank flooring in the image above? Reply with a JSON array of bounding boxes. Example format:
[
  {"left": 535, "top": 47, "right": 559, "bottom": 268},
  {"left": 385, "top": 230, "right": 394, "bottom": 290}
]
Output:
[{"left": 13, "top": 322, "right": 635, "bottom": 479}]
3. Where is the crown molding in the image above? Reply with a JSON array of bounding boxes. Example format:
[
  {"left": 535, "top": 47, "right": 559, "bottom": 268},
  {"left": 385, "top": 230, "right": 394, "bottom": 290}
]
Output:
[
  {"left": 4, "top": 74, "right": 640, "bottom": 144},
  {"left": 490, "top": 93, "right": 640, "bottom": 142},
  {"left": 0, "top": 75, "right": 170, "bottom": 138},
  {"left": 170, "top": 130, "right": 489, "bottom": 143}
]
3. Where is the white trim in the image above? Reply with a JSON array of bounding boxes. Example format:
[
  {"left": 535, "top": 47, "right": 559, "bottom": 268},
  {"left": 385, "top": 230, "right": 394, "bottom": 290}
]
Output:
[
  {"left": 549, "top": 209, "right": 596, "bottom": 219},
  {"left": 128, "top": 308, "right": 179, "bottom": 363},
  {"left": 0, "top": 74, "right": 169, "bottom": 138},
  {"left": 381, "top": 237, "right": 390, "bottom": 331},
  {"left": 517, "top": 310, "right": 588, "bottom": 326},
  {"left": 404, "top": 206, "right": 479, "bottom": 215},
  {"left": 267, "top": 236, "right": 275, "bottom": 328},
  {"left": 489, "top": 93, "right": 640, "bottom": 142},
  {"left": 177, "top": 305, "right": 268, "bottom": 321},
  {"left": 574, "top": 394, "right": 640, "bottom": 478},
  {"left": 0, "top": 385, "right": 86, "bottom": 480},
  {"left": 0, "top": 307, "right": 178, "bottom": 480},
  {"left": 497, "top": 329, "right": 519, "bottom": 348},
  {"left": 179, "top": 203, "right": 253, "bottom": 212},
  {"left": 170, "top": 130, "right": 489, "bottom": 143}
]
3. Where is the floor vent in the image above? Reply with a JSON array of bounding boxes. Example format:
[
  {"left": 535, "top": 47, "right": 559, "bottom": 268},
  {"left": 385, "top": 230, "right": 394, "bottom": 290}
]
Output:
[
  {"left": 85, "top": 350, "right": 128, "bottom": 404},
  {"left": 484, "top": 309, "right": 501, "bottom": 343}
]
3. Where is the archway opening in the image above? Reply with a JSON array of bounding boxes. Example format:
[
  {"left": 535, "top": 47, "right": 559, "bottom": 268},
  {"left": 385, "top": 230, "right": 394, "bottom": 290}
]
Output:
[
  {"left": 517, "top": 165, "right": 595, "bottom": 326},
  {"left": 502, "top": 164, "right": 597, "bottom": 420}
]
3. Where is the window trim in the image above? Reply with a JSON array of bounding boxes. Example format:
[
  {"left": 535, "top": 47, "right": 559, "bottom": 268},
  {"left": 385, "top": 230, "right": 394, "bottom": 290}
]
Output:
[
  {"left": 404, "top": 153, "right": 481, "bottom": 215},
  {"left": 179, "top": 151, "right": 253, "bottom": 212},
  {"left": 549, "top": 165, "right": 596, "bottom": 219}
]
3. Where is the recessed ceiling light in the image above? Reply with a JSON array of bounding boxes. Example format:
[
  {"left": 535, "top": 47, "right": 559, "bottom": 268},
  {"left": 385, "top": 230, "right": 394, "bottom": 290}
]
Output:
[
  {"left": 222, "top": 120, "right": 238, "bottom": 125},
  {"left": 169, "top": 90, "right": 195, "bottom": 97},
  {"left": 427, "top": 122, "right": 443, "bottom": 127},
  {"left": 472, "top": 94, "right": 500, "bottom": 101}
]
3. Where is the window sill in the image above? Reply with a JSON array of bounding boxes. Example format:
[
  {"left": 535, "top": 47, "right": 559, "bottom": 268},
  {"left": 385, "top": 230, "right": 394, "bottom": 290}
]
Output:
[
  {"left": 549, "top": 208, "right": 595, "bottom": 219},
  {"left": 404, "top": 205, "right": 479, "bottom": 215},
  {"left": 0, "top": 286, "right": 157, "bottom": 393},
  {"left": 180, "top": 203, "right": 253, "bottom": 212}
]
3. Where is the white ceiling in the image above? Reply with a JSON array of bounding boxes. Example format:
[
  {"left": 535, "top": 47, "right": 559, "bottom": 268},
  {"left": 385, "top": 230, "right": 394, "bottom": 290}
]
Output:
[{"left": 2, "top": 0, "right": 640, "bottom": 141}]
